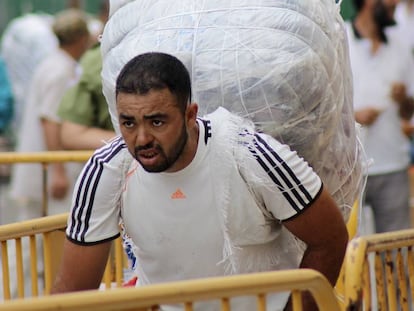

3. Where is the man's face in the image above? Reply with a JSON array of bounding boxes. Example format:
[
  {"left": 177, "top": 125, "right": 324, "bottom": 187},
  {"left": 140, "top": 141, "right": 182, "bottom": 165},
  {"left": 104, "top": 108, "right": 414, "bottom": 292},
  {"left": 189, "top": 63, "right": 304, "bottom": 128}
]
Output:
[
  {"left": 373, "top": 0, "right": 399, "bottom": 28},
  {"left": 117, "top": 88, "right": 189, "bottom": 173}
]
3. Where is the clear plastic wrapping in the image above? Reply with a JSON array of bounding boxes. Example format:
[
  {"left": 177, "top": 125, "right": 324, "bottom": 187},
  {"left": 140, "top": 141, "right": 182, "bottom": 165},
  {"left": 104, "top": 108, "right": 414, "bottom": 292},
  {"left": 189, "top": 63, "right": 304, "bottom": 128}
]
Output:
[{"left": 101, "top": 0, "right": 364, "bottom": 219}]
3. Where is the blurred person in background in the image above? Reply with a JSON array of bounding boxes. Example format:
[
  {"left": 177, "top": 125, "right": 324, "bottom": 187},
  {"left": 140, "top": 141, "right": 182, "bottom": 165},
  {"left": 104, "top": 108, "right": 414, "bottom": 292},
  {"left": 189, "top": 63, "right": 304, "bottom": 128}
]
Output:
[
  {"left": 87, "top": 0, "right": 110, "bottom": 45},
  {"left": 0, "top": 55, "right": 13, "bottom": 142},
  {"left": 0, "top": 13, "right": 58, "bottom": 139},
  {"left": 394, "top": 0, "right": 414, "bottom": 52},
  {"left": 58, "top": 44, "right": 115, "bottom": 150},
  {"left": 9, "top": 8, "right": 90, "bottom": 221},
  {"left": 346, "top": 0, "right": 414, "bottom": 233},
  {"left": 0, "top": 55, "right": 13, "bottom": 189},
  {"left": 2, "top": 8, "right": 90, "bottom": 299},
  {"left": 391, "top": 0, "right": 414, "bottom": 164},
  {"left": 58, "top": 0, "right": 115, "bottom": 150}
]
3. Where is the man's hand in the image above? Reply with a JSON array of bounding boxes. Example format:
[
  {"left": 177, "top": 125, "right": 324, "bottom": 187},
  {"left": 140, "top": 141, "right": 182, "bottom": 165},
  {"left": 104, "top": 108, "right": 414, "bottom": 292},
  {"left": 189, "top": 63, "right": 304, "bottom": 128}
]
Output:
[
  {"left": 50, "top": 163, "right": 69, "bottom": 199},
  {"left": 355, "top": 107, "right": 382, "bottom": 125},
  {"left": 391, "top": 82, "right": 414, "bottom": 120}
]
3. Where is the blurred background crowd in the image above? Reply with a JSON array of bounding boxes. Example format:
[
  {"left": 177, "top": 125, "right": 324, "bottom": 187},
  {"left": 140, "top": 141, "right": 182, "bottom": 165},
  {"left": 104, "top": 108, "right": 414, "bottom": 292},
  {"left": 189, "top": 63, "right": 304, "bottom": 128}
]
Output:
[{"left": 0, "top": 0, "right": 111, "bottom": 225}]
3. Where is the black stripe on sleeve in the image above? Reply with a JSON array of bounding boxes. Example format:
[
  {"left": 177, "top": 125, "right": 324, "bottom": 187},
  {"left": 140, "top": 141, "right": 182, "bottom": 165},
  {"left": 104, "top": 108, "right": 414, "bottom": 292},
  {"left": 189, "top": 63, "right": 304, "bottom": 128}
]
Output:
[
  {"left": 66, "top": 232, "right": 120, "bottom": 246},
  {"left": 69, "top": 136, "right": 126, "bottom": 242},
  {"left": 254, "top": 133, "right": 313, "bottom": 201},
  {"left": 198, "top": 118, "right": 212, "bottom": 145},
  {"left": 247, "top": 132, "right": 314, "bottom": 212},
  {"left": 282, "top": 184, "right": 324, "bottom": 222}
]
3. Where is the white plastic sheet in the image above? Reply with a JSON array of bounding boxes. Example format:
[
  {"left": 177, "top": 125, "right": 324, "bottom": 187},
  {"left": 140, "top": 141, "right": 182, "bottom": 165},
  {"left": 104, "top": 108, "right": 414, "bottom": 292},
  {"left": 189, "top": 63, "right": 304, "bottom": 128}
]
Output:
[{"left": 101, "top": 0, "right": 364, "bottom": 219}]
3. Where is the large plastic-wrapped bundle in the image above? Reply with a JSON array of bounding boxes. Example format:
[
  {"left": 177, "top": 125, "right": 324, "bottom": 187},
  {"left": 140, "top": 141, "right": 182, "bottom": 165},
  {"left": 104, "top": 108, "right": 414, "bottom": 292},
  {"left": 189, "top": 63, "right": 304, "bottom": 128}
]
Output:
[
  {"left": 101, "top": 0, "right": 364, "bottom": 220},
  {"left": 1, "top": 13, "right": 58, "bottom": 128}
]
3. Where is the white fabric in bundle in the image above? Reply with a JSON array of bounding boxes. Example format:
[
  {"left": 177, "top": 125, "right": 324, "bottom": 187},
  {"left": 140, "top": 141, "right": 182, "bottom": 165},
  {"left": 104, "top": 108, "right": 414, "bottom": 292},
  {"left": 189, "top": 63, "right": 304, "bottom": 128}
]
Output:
[{"left": 101, "top": 0, "right": 364, "bottom": 220}]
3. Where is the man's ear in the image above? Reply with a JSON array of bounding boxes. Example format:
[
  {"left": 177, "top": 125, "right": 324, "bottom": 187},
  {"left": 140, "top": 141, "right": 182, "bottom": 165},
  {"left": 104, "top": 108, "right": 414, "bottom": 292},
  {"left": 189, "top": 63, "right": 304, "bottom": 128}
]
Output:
[{"left": 186, "top": 102, "right": 198, "bottom": 125}]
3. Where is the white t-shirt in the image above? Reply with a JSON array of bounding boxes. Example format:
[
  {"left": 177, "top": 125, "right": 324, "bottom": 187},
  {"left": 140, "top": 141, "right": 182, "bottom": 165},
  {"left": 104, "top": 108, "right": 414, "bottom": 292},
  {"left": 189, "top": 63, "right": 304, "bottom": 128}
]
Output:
[
  {"left": 10, "top": 49, "right": 83, "bottom": 214},
  {"left": 345, "top": 22, "right": 414, "bottom": 175},
  {"left": 394, "top": 2, "right": 414, "bottom": 51},
  {"left": 67, "top": 108, "right": 323, "bottom": 310}
]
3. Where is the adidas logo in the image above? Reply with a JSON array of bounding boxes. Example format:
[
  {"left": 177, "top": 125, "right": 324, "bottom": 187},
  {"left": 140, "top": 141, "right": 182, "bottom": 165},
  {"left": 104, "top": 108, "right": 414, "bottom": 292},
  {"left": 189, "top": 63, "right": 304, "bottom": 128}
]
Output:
[{"left": 171, "top": 188, "right": 186, "bottom": 199}]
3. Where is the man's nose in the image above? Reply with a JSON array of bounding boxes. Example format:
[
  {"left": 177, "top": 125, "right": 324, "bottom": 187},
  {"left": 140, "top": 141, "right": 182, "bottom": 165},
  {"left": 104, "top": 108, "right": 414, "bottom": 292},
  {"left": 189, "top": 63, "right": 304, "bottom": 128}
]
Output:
[{"left": 136, "top": 126, "right": 153, "bottom": 146}]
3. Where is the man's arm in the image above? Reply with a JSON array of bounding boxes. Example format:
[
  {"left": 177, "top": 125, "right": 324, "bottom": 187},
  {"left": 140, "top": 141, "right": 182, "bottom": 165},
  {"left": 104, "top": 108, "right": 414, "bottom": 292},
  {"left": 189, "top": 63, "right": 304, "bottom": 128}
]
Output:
[
  {"left": 61, "top": 121, "right": 115, "bottom": 150},
  {"left": 283, "top": 187, "right": 348, "bottom": 285},
  {"left": 52, "top": 238, "right": 112, "bottom": 294},
  {"left": 282, "top": 187, "right": 348, "bottom": 310},
  {"left": 41, "top": 118, "right": 69, "bottom": 199},
  {"left": 354, "top": 107, "right": 382, "bottom": 126}
]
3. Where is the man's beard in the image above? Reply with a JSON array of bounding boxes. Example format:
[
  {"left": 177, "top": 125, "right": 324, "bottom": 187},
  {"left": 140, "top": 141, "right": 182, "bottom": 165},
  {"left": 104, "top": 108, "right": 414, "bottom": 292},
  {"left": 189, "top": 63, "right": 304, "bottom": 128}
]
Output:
[
  {"left": 373, "top": 1, "right": 396, "bottom": 29},
  {"left": 135, "top": 123, "right": 188, "bottom": 173}
]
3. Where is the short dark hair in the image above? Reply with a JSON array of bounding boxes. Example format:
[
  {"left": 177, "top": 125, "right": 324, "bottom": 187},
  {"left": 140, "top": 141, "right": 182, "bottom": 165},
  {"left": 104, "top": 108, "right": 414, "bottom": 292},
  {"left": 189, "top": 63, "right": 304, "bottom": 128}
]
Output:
[
  {"left": 116, "top": 52, "right": 192, "bottom": 112},
  {"left": 353, "top": 0, "right": 364, "bottom": 11},
  {"left": 52, "top": 9, "right": 89, "bottom": 45}
]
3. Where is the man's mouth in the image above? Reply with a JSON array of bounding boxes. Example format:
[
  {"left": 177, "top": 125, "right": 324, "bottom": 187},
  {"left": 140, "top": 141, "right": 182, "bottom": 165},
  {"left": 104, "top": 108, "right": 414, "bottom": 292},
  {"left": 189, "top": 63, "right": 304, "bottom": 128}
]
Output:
[{"left": 140, "top": 151, "right": 157, "bottom": 158}]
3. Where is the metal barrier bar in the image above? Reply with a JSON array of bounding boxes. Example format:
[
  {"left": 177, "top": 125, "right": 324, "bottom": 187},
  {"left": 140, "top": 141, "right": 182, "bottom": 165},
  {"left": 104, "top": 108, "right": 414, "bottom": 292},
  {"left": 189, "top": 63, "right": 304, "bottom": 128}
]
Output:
[
  {"left": 29, "top": 235, "right": 38, "bottom": 296},
  {"left": 0, "top": 269, "right": 341, "bottom": 311},
  {"left": 0, "top": 214, "right": 67, "bottom": 300},
  {"left": 0, "top": 151, "right": 93, "bottom": 164},
  {"left": 0, "top": 214, "right": 68, "bottom": 241},
  {"left": 0, "top": 213, "right": 125, "bottom": 300},
  {"left": 0, "top": 150, "right": 92, "bottom": 216},
  {"left": 344, "top": 229, "right": 414, "bottom": 310},
  {"left": 396, "top": 249, "right": 409, "bottom": 311},
  {"left": 1, "top": 240, "right": 11, "bottom": 299},
  {"left": 15, "top": 238, "right": 24, "bottom": 298},
  {"left": 0, "top": 151, "right": 128, "bottom": 299}
]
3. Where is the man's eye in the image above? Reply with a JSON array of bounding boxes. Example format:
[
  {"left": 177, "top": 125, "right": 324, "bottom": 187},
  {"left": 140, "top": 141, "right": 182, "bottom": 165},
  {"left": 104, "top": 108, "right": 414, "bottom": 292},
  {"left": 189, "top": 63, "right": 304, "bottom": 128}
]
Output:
[
  {"left": 123, "top": 121, "right": 134, "bottom": 128},
  {"left": 152, "top": 120, "right": 163, "bottom": 127}
]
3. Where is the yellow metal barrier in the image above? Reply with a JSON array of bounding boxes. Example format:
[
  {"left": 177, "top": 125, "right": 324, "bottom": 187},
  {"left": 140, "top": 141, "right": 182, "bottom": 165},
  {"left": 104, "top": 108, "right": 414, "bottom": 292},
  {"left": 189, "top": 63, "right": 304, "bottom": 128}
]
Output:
[
  {"left": 335, "top": 199, "right": 360, "bottom": 309},
  {"left": 0, "top": 269, "right": 341, "bottom": 311},
  {"left": 343, "top": 229, "right": 414, "bottom": 311},
  {"left": 0, "top": 151, "right": 92, "bottom": 216},
  {"left": 0, "top": 213, "right": 125, "bottom": 300},
  {"left": 0, "top": 150, "right": 126, "bottom": 299}
]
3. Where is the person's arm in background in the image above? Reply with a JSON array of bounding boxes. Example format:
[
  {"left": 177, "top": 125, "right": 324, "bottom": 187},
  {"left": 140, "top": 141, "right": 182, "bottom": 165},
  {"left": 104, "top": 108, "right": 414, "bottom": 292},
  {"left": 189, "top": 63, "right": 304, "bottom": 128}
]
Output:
[
  {"left": 391, "top": 82, "right": 414, "bottom": 121},
  {"left": 391, "top": 82, "right": 414, "bottom": 138},
  {"left": 393, "top": 39, "right": 414, "bottom": 137},
  {"left": 39, "top": 72, "right": 72, "bottom": 200},
  {"left": 354, "top": 107, "right": 382, "bottom": 126},
  {"left": 41, "top": 117, "right": 69, "bottom": 199},
  {"left": 61, "top": 121, "right": 115, "bottom": 150},
  {"left": 282, "top": 186, "right": 348, "bottom": 311},
  {"left": 58, "top": 45, "right": 116, "bottom": 150}
]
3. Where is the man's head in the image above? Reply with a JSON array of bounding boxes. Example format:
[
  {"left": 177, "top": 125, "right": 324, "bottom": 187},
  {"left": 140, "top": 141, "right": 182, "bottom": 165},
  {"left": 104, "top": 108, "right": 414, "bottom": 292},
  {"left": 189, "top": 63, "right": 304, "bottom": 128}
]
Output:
[
  {"left": 353, "top": 0, "right": 399, "bottom": 27},
  {"left": 116, "top": 52, "right": 192, "bottom": 112},
  {"left": 352, "top": 0, "right": 399, "bottom": 42},
  {"left": 52, "top": 9, "right": 90, "bottom": 46},
  {"left": 52, "top": 9, "right": 90, "bottom": 59},
  {"left": 115, "top": 52, "right": 198, "bottom": 173}
]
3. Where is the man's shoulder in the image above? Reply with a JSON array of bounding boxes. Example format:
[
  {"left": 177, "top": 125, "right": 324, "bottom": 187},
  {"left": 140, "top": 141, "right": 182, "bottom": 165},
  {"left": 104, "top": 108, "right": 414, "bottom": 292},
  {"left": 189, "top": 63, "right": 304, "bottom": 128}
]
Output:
[
  {"left": 202, "top": 107, "right": 254, "bottom": 132},
  {"left": 200, "top": 107, "right": 263, "bottom": 160},
  {"left": 90, "top": 135, "right": 129, "bottom": 164}
]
